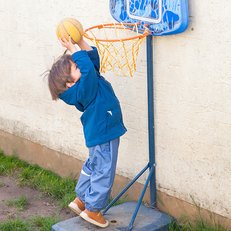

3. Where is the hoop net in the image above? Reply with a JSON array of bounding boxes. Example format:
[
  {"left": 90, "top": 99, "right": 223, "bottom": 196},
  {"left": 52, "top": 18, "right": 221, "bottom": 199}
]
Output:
[{"left": 83, "top": 23, "right": 150, "bottom": 77}]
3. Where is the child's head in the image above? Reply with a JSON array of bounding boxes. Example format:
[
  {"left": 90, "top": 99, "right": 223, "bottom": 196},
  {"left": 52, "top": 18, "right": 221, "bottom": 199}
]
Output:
[{"left": 47, "top": 55, "right": 80, "bottom": 100}]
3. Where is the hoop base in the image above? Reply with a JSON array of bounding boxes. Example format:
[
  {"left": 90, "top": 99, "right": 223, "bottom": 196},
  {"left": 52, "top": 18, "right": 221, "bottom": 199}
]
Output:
[{"left": 52, "top": 202, "right": 172, "bottom": 230}]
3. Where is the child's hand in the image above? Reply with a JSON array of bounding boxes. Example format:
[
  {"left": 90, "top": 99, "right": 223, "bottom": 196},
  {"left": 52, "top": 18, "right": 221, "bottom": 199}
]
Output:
[{"left": 59, "top": 36, "right": 77, "bottom": 53}]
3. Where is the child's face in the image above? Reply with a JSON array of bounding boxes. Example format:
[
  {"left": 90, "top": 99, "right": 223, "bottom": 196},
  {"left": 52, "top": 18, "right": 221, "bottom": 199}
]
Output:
[{"left": 66, "top": 62, "right": 81, "bottom": 88}]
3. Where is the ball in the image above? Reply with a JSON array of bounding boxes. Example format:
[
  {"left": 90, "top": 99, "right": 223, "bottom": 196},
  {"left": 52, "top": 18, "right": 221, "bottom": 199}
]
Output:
[{"left": 56, "top": 18, "right": 84, "bottom": 43}]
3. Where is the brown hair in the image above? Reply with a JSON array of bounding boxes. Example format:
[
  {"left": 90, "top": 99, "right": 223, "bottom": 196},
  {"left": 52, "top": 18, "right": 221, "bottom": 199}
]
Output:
[{"left": 47, "top": 54, "right": 73, "bottom": 100}]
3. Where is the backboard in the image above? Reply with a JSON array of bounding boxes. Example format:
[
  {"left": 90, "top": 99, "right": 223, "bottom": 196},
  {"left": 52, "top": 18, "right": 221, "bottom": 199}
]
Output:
[{"left": 109, "top": 0, "right": 189, "bottom": 36}]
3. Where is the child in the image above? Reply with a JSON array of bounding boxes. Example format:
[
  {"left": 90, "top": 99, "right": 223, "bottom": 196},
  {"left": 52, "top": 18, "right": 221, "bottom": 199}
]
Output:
[{"left": 47, "top": 36, "right": 127, "bottom": 228}]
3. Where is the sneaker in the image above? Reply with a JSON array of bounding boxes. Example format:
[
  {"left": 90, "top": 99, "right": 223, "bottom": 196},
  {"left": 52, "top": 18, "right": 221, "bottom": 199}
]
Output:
[
  {"left": 68, "top": 197, "right": 85, "bottom": 215},
  {"left": 80, "top": 209, "right": 109, "bottom": 228}
]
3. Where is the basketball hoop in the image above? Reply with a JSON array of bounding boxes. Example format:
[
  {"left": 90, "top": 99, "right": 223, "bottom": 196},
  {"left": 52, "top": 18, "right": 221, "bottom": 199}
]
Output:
[{"left": 83, "top": 23, "right": 150, "bottom": 77}]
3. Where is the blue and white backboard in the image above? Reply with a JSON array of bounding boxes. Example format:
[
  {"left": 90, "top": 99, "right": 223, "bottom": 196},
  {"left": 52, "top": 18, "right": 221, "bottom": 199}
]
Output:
[{"left": 110, "top": 0, "right": 188, "bottom": 36}]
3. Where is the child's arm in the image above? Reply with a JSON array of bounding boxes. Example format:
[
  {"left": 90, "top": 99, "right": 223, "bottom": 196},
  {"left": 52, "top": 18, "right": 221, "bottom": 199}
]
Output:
[
  {"left": 78, "top": 39, "right": 100, "bottom": 73},
  {"left": 75, "top": 39, "right": 100, "bottom": 73},
  {"left": 60, "top": 37, "right": 100, "bottom": 72},
  {"left": 59, "top": 37, "right": 98, "bottom": 107},
  {"left": 76, "top": 38, "right": 93, "bottom": 51}
]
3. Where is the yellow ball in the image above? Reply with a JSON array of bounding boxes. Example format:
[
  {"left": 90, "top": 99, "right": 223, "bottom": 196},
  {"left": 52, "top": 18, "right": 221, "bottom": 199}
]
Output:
[{"left": 56, "top": 18, "right": 84, "bottom": 43}]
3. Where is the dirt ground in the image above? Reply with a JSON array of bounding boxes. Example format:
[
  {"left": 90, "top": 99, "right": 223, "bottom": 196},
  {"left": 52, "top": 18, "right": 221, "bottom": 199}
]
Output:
[{"left": 0, "top": 175, "right": 75, "bottom": 223}]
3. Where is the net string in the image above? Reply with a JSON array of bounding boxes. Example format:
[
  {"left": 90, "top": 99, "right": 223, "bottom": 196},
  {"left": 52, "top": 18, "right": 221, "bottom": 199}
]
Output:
[{"left": 84, "top": 23, "right": 149, "bottom": 77}]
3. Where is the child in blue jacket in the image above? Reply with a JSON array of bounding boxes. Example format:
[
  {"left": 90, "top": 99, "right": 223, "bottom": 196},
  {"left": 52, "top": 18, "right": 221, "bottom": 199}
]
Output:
[{"left": 47, "top": 37, "right": 127, "bottom": 228}]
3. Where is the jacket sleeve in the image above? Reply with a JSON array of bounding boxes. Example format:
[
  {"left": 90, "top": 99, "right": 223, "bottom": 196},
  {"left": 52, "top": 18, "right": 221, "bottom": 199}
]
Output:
[
  {"left": 86, "top": 47, "right": 100, "bottom": 73},
  {"left": 71, "top": 50, "right": 98, "bottom": 107}
]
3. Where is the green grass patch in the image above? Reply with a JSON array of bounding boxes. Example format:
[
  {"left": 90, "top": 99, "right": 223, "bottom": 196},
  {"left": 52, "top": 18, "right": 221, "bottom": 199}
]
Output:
[
  {"left": 0, "top": 181, "right": 5, "bottom": 187},
  {"left": 5, "top": 195, "right": 29, "bottom": 211},
  {"left": 0, "top": 216, "right": 59, "bottom": 231},
  {"left": 0, "top": 151, "right": 28, "bottom": 175},
  {"left": 18, "top": 166, "right": 76, "bottom": 207},
  {"left": 0, "top": 150, "right": 76, "bottom": 208},
  {"left": 193, "top": 219, "right": 228, "bottom": 231},
  {"left": 0, "top": 219, "right": 29, "bottom": 231},
  {"left": 29, "top": 216, "right": 59, "bottom": 231},
  {"left": 168, "top": 217, "right": 229, "bottom": 231}
]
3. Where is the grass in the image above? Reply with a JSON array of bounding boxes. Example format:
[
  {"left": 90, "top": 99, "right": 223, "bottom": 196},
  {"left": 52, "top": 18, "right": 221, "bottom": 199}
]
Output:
[
  {"left": 29, "top": 216, "right": 59, "bottom": 231},
  {"left": 0, "top": 216, "right": 59, "bottom": 231},
  {"left": 0, "top": 150, "right": 76, "bottom": 208},
  {"left": 0, "top": 150, "right": 229, "bottom": 231},
  {"left": 0, "top": 219, "right": 28, "bottom": 231},
  {"left": 0, "top": 181, "right": 5, "bottom": 187},
  {"left": 168, "top": 218, "right": 229, "bottom": 231},
  {"left": 6, "top": 195, "right": 29, "bottom": 211}
]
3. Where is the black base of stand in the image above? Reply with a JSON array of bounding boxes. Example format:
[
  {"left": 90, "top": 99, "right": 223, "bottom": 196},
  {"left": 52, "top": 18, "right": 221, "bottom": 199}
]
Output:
[{"left": 52, "top": 202, "right": 172, "bottom": 231}]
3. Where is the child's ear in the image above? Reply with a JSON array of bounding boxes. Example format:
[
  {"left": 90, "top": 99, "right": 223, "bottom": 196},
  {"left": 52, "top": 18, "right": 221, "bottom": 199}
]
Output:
[{"left": 66, "top": 82, "right": 72, "bottom": 88}]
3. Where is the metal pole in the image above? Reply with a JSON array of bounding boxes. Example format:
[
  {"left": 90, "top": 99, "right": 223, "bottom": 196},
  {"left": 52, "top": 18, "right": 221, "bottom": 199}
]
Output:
[
  {"left": 128, "top": 166, "right": 154, "bottom": 230},
  {"left": 146, "top": 35, "right": 156, "bottom": 208},
  {"left": 102, "top": 163, "right": 149, "bottom": 215}
]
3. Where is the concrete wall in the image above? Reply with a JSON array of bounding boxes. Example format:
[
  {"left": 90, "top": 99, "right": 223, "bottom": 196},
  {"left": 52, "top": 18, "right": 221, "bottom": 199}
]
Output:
[{"left": 0, "top": 0, "right": 230, "bottom": 223}]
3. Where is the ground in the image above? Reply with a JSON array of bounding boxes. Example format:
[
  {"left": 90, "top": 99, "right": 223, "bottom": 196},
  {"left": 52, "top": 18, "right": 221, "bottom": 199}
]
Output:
[{"left": 0, "top": 175, "right": 74, "bottom": 223}]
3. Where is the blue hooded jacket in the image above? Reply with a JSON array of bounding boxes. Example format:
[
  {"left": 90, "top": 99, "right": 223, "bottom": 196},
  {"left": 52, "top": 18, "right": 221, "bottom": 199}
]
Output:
[{"left": 59, "top": 47, "right": 127, "bottom": 147}]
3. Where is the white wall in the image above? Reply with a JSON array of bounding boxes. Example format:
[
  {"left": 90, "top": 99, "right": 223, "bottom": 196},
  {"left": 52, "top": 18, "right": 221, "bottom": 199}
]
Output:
[{"left": 0, "top": 0, "right": 230, "bottom": 219}]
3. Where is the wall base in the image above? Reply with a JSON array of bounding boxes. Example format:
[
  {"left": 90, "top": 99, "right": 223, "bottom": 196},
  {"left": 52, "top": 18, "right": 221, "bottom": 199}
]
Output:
[{"left": 0, "top": 129, "right": 230, "bottom": 229}]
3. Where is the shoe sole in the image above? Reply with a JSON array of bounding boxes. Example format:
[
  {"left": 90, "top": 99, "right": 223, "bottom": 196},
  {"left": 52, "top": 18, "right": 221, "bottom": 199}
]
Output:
[
  {"left": 68, "top": 202, "right": 82, "bottom": 216},
  {"left": 80, "top": 211, "right": 109, "bottom": 228}
]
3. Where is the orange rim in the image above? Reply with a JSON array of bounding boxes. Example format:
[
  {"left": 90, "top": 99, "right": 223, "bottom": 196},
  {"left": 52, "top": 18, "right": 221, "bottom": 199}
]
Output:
[{"left": 83, "top": 23, "right": 150, "bottom": 42}]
